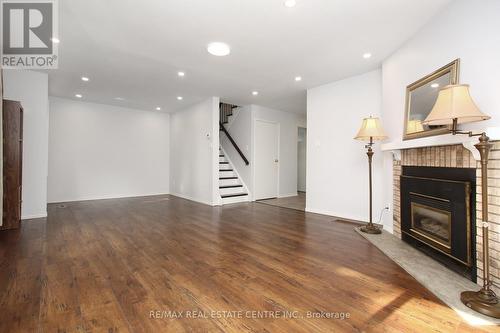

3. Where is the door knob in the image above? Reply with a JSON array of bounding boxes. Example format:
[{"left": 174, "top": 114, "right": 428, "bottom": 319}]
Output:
[{"left": 275, "top": 159, "right": 279, "bottom": 163}]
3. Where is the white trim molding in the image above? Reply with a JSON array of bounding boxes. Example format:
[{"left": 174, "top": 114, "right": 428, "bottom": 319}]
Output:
[
  {"left": 169, "top": 193, "right": 215, "bottom": 207},
  {"left": 22, "top": 212, "right": 47, "bottom": 220},
  {"left": 279, "top": 192, "right": 299, "bottom": 198},
  {"left": 383, "top": 127, "right": 500, "bottom": 162}
]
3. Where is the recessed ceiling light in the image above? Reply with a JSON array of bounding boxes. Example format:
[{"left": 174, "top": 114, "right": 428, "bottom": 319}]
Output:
[
  {"left": 431, "top": 83, "right": 440, "bottom": 88},
  {"left": 207, "top": 42, "right": 231, "bottom": 56},
  {"left": 252, "top": 91, "right": 259, "bottom": 96},
  {"left": 51, "top": 37, "right": 60, "bottom": 43},
  {"left": 156, "top": 107, "right": 161, "bottom": 111},
  {"left": 177, "top": 71, "right": 185, "bottom": 77},
  {"left": 295, "top": 76, "right": 302, "bottom": 82},
  {"left": 75, "top": 94, "right": 82, "bottom": 98},
  {"left": 114, "top": 97, "right": 124, "bottom": 101},
  {"left": 177, "top": 96, "right": 183, "bottom": 100},
  {"left": 81, "top": 76, "right": 89, "bottom": 82},
  {"left": 363, "top": 53, "right": 372, "bottom": 59},
  {"left": 284, "top": 0, "right": 296, "bottom": 8}
]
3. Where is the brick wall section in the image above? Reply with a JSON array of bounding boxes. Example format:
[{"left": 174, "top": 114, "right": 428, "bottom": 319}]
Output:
[
  {"left": 392, "top": 142, "right": 499, "bottom": 293},
  {"left": 393, "top": 160, "right": 402, "bottom": 239}
]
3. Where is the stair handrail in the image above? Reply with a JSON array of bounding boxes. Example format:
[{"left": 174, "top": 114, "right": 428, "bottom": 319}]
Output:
[{"left": 219, "top": 121, "right": 249, "bottom": 166}]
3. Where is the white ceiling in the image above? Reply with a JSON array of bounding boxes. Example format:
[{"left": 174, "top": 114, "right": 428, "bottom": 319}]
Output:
[{"left": 49, "top": 0, "right": 452, "bottom": 114}]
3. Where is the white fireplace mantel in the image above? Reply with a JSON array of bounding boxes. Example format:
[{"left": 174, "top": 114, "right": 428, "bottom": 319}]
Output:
[{"left": 381, "top": 127, "right": 500, "bottom": 161}]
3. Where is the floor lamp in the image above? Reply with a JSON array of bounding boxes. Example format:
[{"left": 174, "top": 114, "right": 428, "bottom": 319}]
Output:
[
  {"left": 423, "top": 84, "right": 500, "bottom": 318},
  {"left": 355, "top": 117, "right": 388, "bottom": 234}
]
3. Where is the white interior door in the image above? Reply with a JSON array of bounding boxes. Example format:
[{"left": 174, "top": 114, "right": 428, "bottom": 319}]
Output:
[{"left": 254, "top": 120, "right": 279, "bottom": 200}]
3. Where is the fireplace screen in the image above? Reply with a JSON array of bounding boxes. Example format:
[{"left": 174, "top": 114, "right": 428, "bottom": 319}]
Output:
[
  {"left": 411, "top": 202, "right": 451, "bottom": 252},
  {"left": 401, "top": 168, "right": 475, "bottom": 280}
]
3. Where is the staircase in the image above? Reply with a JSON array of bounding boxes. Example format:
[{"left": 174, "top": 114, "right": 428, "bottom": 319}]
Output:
[
  {"left": 219, "top": 103, "right": 250, "bottom": 205},
  {"left": 218, "top": 147, "right": 249, "bottom": 204}
]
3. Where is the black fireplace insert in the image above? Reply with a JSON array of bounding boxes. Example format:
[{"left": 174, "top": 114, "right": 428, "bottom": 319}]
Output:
[{"left": 401, "top": 166, "right": 476, "bottom": 282}]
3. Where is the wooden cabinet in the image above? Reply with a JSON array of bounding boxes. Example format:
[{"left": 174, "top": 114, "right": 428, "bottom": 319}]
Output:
[{"left": 2, "top": 100, "right": 23, "bottom": 230}]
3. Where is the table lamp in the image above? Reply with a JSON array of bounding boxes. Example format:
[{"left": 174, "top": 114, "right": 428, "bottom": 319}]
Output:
[{"left": 423, "top": 84, "right": 499, "bottom": 318}]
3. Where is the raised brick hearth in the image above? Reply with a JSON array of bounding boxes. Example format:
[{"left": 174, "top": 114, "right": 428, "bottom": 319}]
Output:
[{"left": 392, "top": 143, "right": 500, "bottom": 294}]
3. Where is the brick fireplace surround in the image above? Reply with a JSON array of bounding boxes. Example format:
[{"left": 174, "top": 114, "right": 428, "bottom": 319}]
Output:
[{"left": 392, "top": 142, "right": 500, "bottom": 295}]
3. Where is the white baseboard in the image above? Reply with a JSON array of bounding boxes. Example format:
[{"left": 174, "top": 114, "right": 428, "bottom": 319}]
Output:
[
  {"left": 22, "top": 212, "right": 48, "bottom": 220},
  {"left": 306, "top": 207, "right": 389, "bottom": 230},
  {"left": 279, "top": 192, "right": 298, "bottom": 198},
  {"left": 48, "top": 192, "right": 217, "bottom": 208},
  {"left": 48, "top": 192, "right": 170, "bottom": 204},
  {"left": 305, "top": 206, "right": 368, "bottom": 224},
  {"left": 169, "top": 193, "right": 215, "bottom": 206}
]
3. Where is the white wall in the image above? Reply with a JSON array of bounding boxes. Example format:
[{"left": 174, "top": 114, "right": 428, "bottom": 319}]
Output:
[
  {"left": 380, "top": 0, "right": 500, "bottom": 230},
  {"left": 170, "top": 97, "right": 220, "bottom": 206},
  {"left": 3, "top": 70, "right": 49, "bottom": 219},
  {"left": 48, "top": 97, "right": 170, "bottom": 202},
  {"left": 306, "top": 70, "right": 384, "bottom": 222},
  {"left": 252, "top": 105, "right": 306, "bottom": 198},
  {"left": 297, "top": 127, "right": 307, "bottom": 192}
]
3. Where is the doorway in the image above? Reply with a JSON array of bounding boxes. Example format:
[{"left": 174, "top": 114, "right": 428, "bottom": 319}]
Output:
[
  {"left": 254, "top": 120, "right": 279, "bottom": 200},
  {"left": 297, "top": 127, "right": 307, "bottom": 194},
  {"left": 256, "top": 126, "right": 307, "bottom": 212}
]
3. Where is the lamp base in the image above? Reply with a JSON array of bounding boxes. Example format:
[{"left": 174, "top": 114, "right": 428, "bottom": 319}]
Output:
[
  {"left": 360, "top": 224, "right": 382, "bottom": 235},
  {"left": 461, "top": 290, "right": 500, "bottom": 318}
]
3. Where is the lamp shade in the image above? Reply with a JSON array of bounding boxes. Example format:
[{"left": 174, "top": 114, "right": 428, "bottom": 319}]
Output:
[
  {"left": 354, "top": 117, "right": 387, "bottom": 141},
  {"left": 423, "top": 84, "right": 490, "bottom": 126},
  {"left": 406, "top": 119, "right": 424, "bottom": 134}
]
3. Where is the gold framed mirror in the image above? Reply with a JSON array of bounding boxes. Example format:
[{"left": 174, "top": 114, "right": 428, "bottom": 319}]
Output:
[{"left": 403, "top": 59, "right": 460, "bottom": 140}]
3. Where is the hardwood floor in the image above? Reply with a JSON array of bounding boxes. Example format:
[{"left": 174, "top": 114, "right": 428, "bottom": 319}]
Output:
[
  {"left": 0, "top": 195, "right": 494, "bottom": 332},
  {"left": 257, "top": 192, "right": 306, "bottom": 211}
]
